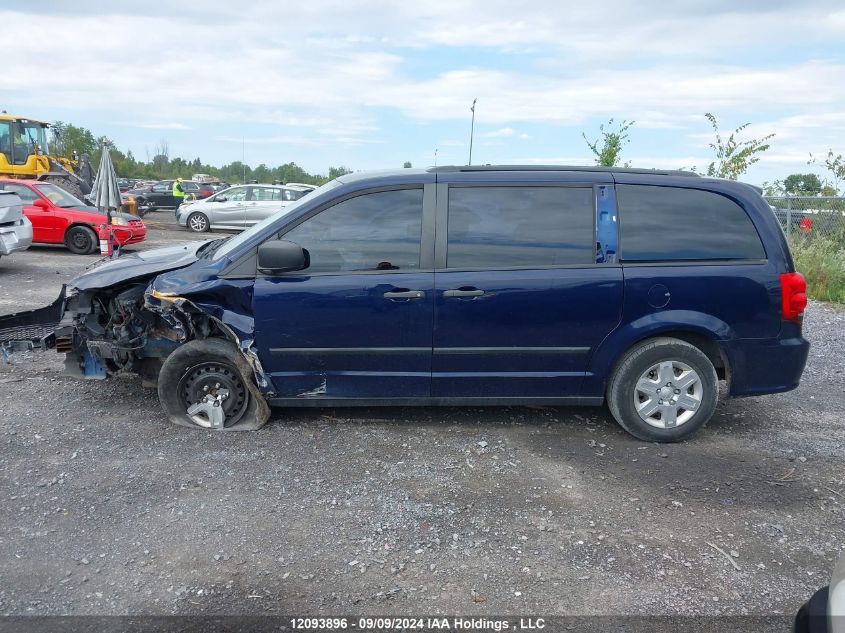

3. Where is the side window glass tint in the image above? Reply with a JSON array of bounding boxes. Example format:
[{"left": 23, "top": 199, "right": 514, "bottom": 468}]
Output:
[
  {"left": 282, "top": 189, "right": 423, "bottom": 273},
  {"left": 253, "top": 187, "right": 281, "bottom": 201},
  {"left": 447, "top": 186, "right": 595, "bottom": 268},
  {"left": 617, "top": 185, "right": 765, "bottom": 261},
  {"left": 226, "top": 188, "right": 248, "bottom": 202},
  {"left": 4, "top": 184, "right": 38, "bottom": 204}
]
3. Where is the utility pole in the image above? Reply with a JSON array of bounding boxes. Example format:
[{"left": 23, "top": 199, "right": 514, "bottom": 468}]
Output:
[
  {"left": 242, "top": 137, "right": 246, "bottom": 184},
  {"left": 434, "top": 148, "right": 438, "bottom": 167},
  {"left": 468, "top": 98, "right": 477, "bottom": 165}
]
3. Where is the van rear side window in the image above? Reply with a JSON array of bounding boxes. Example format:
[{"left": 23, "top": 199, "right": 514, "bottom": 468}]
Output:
[
  {"left": 617, "top": 185, "right": 765, "bottom": 261},
  {"left": 447, "top": 186, "right": 595, "bottom": 269}
]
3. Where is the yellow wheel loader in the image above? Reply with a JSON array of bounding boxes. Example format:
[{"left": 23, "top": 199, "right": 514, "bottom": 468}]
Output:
[{"left": 0, "top": 113, "right": 92, "bottom": 198}]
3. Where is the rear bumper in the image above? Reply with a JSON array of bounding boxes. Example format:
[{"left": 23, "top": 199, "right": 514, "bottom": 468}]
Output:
[
  {"left": 0, "top": 217, "right": 33, "bottom": 255},
  {"left": 725, "top": 334, "right": 810, "bottom": 396}
]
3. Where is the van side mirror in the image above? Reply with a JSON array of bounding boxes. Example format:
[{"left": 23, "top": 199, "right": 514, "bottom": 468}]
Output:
[
  {"left": 258, "top": 240, "right": 309, "bottom": 274},
  {"left": 33, "top": 198, "right": 49, "bottom": 209}
]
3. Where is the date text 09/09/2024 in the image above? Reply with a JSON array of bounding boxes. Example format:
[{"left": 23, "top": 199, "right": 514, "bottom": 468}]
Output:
[{"left": 289, "top": 617, "right": 546, "bottom": 631}]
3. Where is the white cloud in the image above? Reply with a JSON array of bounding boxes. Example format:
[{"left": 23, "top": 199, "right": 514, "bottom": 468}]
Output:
[
  {"left": 135, "top": 122, "right": 191, "bottom": 130},
  {"left": 481, "top": 127, "right": 514, "bottom": 137},
  {"left": 0, "top": 1, "right": 842, "bottom": 180}
]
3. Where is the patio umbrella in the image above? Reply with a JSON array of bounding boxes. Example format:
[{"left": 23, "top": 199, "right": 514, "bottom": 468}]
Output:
[{"left": 90, "top": 148, "right": 122, "bottom": 257}]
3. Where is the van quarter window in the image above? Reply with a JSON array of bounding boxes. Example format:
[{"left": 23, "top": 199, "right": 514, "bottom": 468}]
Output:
[
  {"left": 617, "top": 185, "right": 765, "bottom": 261},
  {"left": 446, "top": 186, "right": 595, "bottom": 268}
]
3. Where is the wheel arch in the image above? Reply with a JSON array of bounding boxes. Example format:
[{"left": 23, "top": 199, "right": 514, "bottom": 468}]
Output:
[
  {"left": 587, "top": 311, "right": 734, "bottom": 395},
  {"left": 64, "top": 221, "right": 98, "bottom": 236}
]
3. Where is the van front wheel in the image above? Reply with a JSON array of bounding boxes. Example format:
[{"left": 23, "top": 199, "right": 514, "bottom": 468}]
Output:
[
  {"left": 607, "top": 337, "right": 718, "bottom": 442},
  {"left": 157, "top": 338, "right": 271, "bottom": 431}
]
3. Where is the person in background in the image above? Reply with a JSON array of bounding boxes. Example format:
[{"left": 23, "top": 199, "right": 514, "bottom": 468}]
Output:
[{"left": 172, "top": 177, "right": 185, "bottom": 213}]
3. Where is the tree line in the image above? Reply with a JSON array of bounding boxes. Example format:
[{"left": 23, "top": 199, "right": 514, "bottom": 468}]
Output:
[
  {"left": 50, "top": 116, "right": 843, "bottom": 196},
  {"left": 49, "top": 121, "right": 351, "bottom": 185}
]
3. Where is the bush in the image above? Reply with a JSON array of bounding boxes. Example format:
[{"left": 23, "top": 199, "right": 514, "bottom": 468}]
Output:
[{"left": 790, "top": 236, "right": 845, "bottom": 303}]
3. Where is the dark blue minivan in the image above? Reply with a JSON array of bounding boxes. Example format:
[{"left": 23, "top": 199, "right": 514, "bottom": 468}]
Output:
[{"left": 19, "top": 166, "right": 808, "bottom": 441}]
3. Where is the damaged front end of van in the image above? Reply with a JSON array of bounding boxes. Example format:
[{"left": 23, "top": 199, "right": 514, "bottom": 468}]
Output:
[{"left": 0, "top": 239, "right": 270, "bottom": 431}]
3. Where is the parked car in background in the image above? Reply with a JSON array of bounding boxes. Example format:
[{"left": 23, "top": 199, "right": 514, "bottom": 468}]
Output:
[
  {"left": 117, "top": 178, "right": 138, "bottom": 193},
  {"left": 0, "top": 190, "right": 33, "bottom": 260},
  {"left": 283, "top": 182, "right": 317, "bottom": 194},
  {"left": 176, "top": 183, "right": 304, "bottom": 232},
  {"left": 131, "top": 180, "right": 215, "bottom": 214},
  {"left": 0, "top": 179, "right": 146, "bottom": 254}
]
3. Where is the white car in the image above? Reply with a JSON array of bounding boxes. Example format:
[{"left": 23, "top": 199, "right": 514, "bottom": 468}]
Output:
[{"left": 176, "top": 183, "right": 314, "bottom": 233}]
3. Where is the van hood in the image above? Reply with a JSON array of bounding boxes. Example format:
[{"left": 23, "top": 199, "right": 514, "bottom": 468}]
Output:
[{"left": 69, "top": 241, "right": 208, "bottom": 291}]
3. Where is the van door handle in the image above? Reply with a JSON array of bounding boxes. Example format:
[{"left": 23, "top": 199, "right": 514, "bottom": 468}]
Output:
[
  {"left": 444, "top": 288, "right": 485, "bottom": 298},
  {"left": 383, "top": 289, "right": 424, "bottom": 300}
]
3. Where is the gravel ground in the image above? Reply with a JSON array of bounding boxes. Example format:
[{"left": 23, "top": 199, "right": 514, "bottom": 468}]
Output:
[{"left": 0, "top": 211, "right": 842, "bottom": 618}]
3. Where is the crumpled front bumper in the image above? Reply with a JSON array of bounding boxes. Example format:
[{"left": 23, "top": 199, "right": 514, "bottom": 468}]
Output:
[
  {"left": 0, "top": 286, "right": 66, "bottom": 351},
  {"left": 0, "top": 217, "right": 33, "bottom": 256}
]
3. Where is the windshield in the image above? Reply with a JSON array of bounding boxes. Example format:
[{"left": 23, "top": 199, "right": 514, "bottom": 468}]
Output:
[
  {"left": 15, "top": 120, "right": 48, "bottom": 151},
  {"left": 34, "top": 183, "right": 87, "bottom": 208},
  {"left": 213, "top": 179, "right": 342, "bottom": 260}
]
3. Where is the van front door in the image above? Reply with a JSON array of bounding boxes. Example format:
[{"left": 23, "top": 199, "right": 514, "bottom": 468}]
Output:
[{"left": 252, "top": 185, "right": 435, "bottom": 399}]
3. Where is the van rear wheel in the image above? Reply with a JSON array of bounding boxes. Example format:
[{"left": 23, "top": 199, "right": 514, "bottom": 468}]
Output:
[{"left": 607, "top": 337, "right": 718, "bottom": 442}]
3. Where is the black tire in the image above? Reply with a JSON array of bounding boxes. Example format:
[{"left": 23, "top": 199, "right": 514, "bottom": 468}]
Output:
[
  {"left": 137, "top": 198, "right": 156, "bottom": 213},
  {"left": 186, "top": 211, "right": 210, "bottom": 233},
  {"left": 64, "top": 225, "right": 98, "bottom": 255},
  {"left": 607, "top": 337, "right": 718, "bottom": 442},
  {"left": 43, "top": 175, "right": 85, "bottom": 200},
  {"left": 157, "top": 338, "right": 270, "bottom": 431}
]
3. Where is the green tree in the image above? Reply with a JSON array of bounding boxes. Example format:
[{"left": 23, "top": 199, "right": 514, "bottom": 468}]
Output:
[
  {"left": 703, "top": 113, "right": 774, "bottom": 180},
  {"left": 253, "top": 163, "right": 272, "bottom": 183},
  {"left": 328, "top": 166, "right": 353, "bottom": 180},
  {"left": 783, "top": 173, "right": 822, "bottom": 195},
  {"left": 403, "top": 161, "right": 412, "bottom": 168},
  {"left": 809, "top": 150, "right": 845, "bottom": 194},
  {"left": 582, "top": 118, "right": 634, "bottom": 167},
  {"left": 762, "top": 180, "right": 785, "bottom": 196},
  {"left": 50, "top": 121, "right": 97, "bottom": 158},
  {"left": 47, "top": 119, "right": 361, "bottom": 185}
]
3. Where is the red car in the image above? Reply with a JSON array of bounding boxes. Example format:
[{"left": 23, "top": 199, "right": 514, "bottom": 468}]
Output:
[{"left": 0, "top": 179, "right": 147, "bottom": 254}]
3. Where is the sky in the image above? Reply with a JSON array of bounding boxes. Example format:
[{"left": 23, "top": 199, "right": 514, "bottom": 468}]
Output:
[{"left": 2, "top": 1, "right": 844, "bottom": 184}]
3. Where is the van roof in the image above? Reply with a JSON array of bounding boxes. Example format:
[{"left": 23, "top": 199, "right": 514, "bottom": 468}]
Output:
[{"left": 428, "top": 165, "right": 700, "bottom": 177}]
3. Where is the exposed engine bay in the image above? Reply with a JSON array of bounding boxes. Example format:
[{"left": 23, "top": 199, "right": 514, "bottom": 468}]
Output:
[{"left": 55, "top": 280, "right": 212, "bottom": 384}]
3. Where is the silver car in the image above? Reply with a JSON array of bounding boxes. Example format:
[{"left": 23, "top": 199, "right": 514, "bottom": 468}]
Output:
[
  {"left": 176, "top": 184, "right": 314, "bottom": 232},
  {"left": 0, "top": 190, "right": 33, "bottom": 259}
]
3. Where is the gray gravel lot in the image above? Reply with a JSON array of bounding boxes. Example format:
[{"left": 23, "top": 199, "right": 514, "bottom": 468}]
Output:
[{"left": 0, "top": 210, "right": 842, "bottom": 617}]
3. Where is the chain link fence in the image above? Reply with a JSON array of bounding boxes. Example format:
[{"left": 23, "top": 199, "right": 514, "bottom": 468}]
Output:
[{"left": 765, "top": 196, "right": 845, "bottom": 242}]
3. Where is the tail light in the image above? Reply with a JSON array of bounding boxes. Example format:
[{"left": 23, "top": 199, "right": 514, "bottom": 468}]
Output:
[{"left": 780, "top": 272, "right": 807, "bottom": 320}]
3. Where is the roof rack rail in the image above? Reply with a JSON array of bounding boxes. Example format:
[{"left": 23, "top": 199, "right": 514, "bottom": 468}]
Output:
[{"left": 427, "top": 165, "right": 700, "bottom": 177}]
